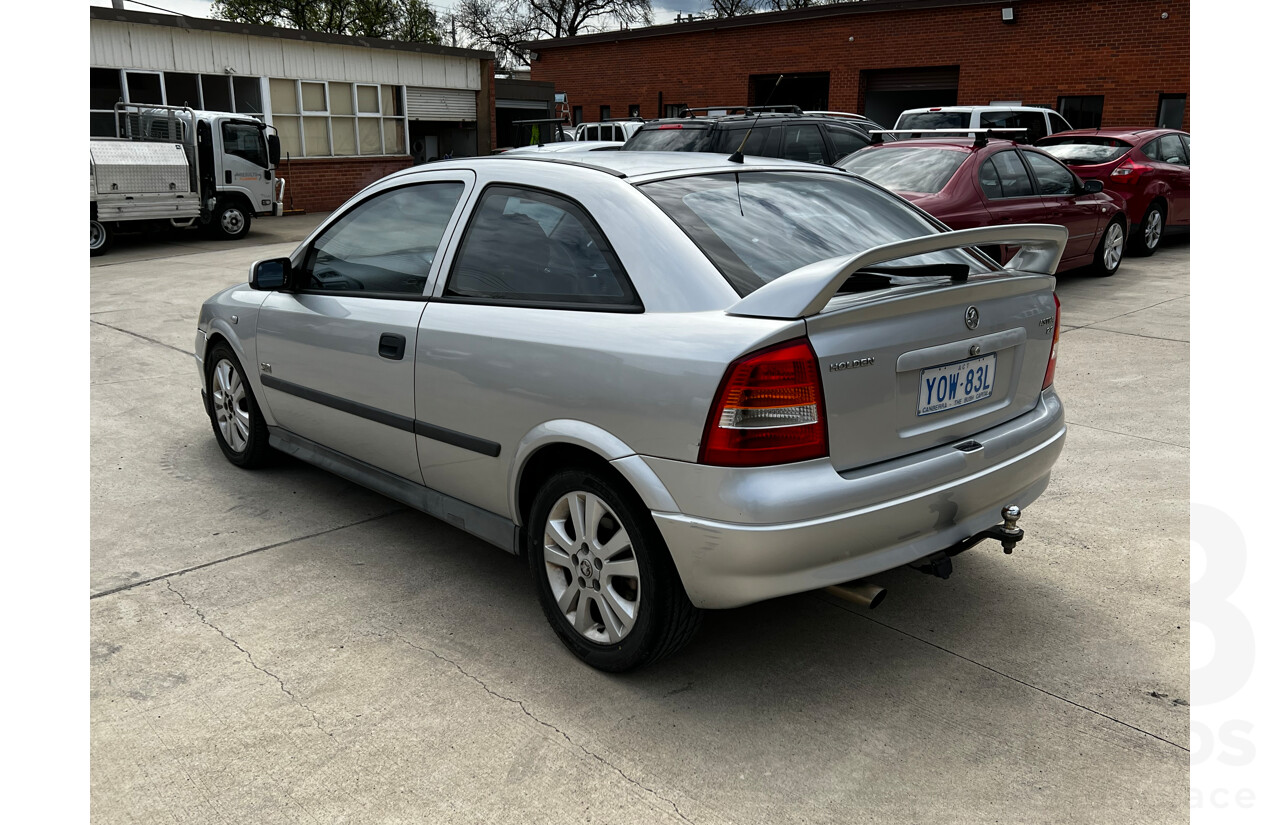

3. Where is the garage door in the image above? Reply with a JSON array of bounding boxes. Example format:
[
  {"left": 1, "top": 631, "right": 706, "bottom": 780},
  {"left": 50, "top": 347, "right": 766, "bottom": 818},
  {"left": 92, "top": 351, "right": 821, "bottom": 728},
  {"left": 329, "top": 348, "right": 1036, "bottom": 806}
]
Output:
[
  {"left": 864, "top": 66, "right": 960, "bottom": 93},
  {"left": 407, "top": 87, "right": 477, "bottom": 121}
]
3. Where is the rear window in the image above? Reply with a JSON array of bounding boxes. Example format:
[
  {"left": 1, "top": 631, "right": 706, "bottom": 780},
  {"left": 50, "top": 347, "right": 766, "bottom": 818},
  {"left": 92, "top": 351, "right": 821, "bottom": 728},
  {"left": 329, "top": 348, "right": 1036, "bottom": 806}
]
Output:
[
  {"left": 897, "top": 111, "right": 967, "bottom": 130},
  {"left": 840, "top": 146, "right": 967, "bottom": 194},
  {"left": 641, "top": 171, "right": 988, "bottom": 296},
  {"left": 1038, "top": 137, "right": 1132, "bottom": 164},
  {"left": 623, "top": 126, "right": 713, "bottom": 152}
]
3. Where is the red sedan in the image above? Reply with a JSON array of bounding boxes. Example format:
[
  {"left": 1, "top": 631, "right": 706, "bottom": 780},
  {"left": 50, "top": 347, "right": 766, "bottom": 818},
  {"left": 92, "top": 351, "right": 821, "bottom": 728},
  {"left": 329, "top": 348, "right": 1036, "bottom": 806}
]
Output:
[
  {"left": 1036, "top": 128, "right": 1189, "bottom": 256},
  {"left": 838, "top": 138, "right": 1127, "bottom": 276}
]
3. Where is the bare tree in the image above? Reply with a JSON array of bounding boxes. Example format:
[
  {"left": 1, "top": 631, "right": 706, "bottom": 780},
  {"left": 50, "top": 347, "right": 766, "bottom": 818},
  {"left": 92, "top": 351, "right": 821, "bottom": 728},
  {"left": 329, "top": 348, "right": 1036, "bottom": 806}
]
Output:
[
  {"left": 706, "top": 0, "right": 759, "bottom": 16},
  {"left": 457, "top": 0, "right": 652, "bottom": 68},
  {"left": 213, "top": 1, "right": 441, "bottom": 41}
]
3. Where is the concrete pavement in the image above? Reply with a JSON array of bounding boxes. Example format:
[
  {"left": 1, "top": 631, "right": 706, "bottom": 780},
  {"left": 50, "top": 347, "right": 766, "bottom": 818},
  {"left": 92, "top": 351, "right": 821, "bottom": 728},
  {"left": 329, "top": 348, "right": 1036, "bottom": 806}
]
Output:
[{"left": 90, "top": 221, "right": 1189, "bottom": 823}]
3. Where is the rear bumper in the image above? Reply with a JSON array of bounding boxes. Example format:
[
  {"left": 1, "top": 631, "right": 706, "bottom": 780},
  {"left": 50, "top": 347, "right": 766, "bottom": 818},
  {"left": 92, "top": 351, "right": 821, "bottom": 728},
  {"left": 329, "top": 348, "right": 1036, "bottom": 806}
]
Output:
[{"left": 644, "top": 390, "right": 1066, "bottom": 608}]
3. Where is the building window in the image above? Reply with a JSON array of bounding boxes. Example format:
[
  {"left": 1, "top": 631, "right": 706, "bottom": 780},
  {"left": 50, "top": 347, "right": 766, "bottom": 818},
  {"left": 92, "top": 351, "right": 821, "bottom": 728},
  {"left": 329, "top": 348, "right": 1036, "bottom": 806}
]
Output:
[
  {"left": 91, "top": 69, "right": 267, "bottom": 137},
  {"left": 664, "top": 103, "right": 686, "bottom": 118},
  {"left": 1156, "top": 94, "right": 1186, "bottom": 130},
  {"left": 628, "top": 104, "right": 640, "bottom": 118},
  {"left": 600, "top": 105, "right": 611, "bottom": 121},
  {"left": 1057, "top": 95, "right": 1104, "bottom": 129},
  {"left": 269, "top": 79, "right": 406, "bottom": 158},
  {"left": 572, "top": 105, "right": 583, "bottom": 125}
]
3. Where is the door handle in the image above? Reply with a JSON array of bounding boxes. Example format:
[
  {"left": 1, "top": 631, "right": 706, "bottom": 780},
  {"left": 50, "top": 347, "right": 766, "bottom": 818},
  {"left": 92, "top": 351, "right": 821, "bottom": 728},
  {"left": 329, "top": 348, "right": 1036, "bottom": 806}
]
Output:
[{"left": 378, "top": 333, "right": 407, "bottom": 360}]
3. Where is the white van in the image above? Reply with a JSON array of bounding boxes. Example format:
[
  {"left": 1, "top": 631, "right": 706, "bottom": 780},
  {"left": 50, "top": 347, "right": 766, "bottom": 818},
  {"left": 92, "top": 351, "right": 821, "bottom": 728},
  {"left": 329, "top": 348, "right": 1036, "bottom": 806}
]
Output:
[
  {"left": 573, "top": 120, "right": 644, "bottom": 142},
  {"left": 894, "top": 106, "right": 1073, "bottom": 143}
]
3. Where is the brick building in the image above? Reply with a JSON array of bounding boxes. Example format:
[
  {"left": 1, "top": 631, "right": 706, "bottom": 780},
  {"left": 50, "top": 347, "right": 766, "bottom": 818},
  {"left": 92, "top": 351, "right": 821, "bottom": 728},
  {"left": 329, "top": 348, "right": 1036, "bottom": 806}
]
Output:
[
  {"left": 528, "top": 0, "right": 1189, "bottom": 133},
  {"left": 90, "top": 5, "right": 497, "bottom": 213}
]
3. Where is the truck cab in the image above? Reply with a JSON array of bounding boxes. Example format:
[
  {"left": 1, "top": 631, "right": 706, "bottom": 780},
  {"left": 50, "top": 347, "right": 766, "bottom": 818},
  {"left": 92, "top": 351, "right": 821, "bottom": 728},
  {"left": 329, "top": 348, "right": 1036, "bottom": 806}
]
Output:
[{"left": 90, "top": 103, "right": 283, "bottom": 256}]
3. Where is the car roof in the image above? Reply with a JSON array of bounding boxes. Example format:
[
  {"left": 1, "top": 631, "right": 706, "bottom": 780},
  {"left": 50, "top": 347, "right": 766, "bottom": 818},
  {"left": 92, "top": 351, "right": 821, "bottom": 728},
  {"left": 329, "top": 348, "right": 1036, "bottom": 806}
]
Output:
[
  {"left": 413, "top": 151, "right": 847, "bottom": 182},
  {"left": 900, "top": 105, "right": 1052, "bottom": 113},
  {"left": 1040, "top": 127, "right": 1188, "bottom": 142}
]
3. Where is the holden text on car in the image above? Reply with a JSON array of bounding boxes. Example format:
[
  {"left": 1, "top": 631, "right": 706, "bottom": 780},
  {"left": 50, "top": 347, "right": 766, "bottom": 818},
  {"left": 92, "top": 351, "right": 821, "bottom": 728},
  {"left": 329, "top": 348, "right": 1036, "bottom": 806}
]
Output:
[{"left": 196, "top": 152, "right": 1068, "bottom": 670}]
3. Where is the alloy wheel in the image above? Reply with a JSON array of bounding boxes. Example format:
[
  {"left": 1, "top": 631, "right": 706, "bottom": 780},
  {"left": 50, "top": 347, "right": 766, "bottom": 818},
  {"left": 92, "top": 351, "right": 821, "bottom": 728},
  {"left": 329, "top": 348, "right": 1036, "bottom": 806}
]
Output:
[
  {"left": 1143, "top": 210, "right": 1163, "bottom": 250},
  {"left": 211, "top": 358, "right": 251, "bottom": 452},
  {"left": 542, "top": 490, "right": 641, "bottom": 644},
  {"left": 1102, "top": 222, "right": 1125, "bottom": 271}
]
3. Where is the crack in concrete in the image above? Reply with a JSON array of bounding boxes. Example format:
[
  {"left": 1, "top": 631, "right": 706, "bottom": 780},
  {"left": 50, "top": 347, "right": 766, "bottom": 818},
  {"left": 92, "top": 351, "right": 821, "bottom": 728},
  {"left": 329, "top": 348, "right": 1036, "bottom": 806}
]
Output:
[
  {"left": 166, "top": 580, "right": 335, "bottom": 741},
  {"left": 385, "top": 629, "right": 694, "bottom": 824},
  {"left": 90, "top": 318, "right": 193, "bottom": 357}
]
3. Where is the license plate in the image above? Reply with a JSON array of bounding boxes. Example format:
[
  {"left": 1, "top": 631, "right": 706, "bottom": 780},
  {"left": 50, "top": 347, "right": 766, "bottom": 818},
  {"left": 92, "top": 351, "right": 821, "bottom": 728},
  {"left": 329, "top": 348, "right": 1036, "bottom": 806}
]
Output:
[{"left": 917, "top": 354, "right": 996, "bottom": 416}]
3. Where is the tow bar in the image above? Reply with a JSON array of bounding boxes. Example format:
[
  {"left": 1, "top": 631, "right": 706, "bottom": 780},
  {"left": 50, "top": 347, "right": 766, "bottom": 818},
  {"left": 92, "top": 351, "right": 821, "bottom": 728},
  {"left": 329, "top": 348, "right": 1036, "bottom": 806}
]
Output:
[{"left": 909, "top": 505, "right": 1025, "bottom": 580}]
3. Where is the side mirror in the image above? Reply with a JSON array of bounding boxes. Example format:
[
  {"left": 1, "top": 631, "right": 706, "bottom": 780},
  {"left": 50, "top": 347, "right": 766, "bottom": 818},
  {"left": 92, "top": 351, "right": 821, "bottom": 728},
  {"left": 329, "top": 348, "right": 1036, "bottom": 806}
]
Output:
[
  {"left": 250, "top": 257, "right": 291, "bottom": 290},
  {"left": 267, "top": 134, "right": 281, "bottom": 166},
  {"left": 1083, "top": 179, "right": 1104, "bottom": 194}
]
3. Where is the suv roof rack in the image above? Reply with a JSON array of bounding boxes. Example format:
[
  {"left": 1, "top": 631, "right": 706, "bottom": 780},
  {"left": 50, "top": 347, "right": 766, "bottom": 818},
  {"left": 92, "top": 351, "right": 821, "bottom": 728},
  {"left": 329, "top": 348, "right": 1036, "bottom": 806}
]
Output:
[
  {"left": 677, "top": 104, "right": 806, "bottom": 118},
  {"left": 804, "top": 110, "right": 872, "bottom": 121},
  {"left": 870, "top": 127, "right": 1026, "bottom": 147}
]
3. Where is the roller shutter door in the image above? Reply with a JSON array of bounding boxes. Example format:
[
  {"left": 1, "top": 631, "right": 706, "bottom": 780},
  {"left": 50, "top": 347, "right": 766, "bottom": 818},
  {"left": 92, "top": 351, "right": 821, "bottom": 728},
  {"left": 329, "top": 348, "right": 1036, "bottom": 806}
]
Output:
[
  {"left": 407, "top": 87, "right": 477, "bottom": 121},
  {"left": 864, "top": 66, "right": 960, "bottom": 93}
]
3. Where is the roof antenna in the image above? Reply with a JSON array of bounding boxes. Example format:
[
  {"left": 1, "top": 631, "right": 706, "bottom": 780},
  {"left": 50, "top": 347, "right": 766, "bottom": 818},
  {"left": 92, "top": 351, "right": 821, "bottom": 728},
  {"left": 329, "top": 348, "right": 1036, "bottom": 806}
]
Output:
[{"left": 729, "top": 74, "right": 783, "bottom": 163}]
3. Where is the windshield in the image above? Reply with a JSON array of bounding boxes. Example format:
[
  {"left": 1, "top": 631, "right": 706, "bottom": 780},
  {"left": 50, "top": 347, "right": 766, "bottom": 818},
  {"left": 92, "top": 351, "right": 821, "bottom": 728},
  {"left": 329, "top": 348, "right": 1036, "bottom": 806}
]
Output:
[
  {"left": 623, "top": 126, "right": 713, "bottom": 152},
  {"left": 897, "top": 112, "right": 968, "bottom": 130},
  {"left": 641, "top": 171, "right": 988, "bottom": 296},
  {"left": 1037, "top": 137, "right": 1132, "bottom": 164},
  {"left": 840, "top": 146, "right": 968, "bottom": 194}
]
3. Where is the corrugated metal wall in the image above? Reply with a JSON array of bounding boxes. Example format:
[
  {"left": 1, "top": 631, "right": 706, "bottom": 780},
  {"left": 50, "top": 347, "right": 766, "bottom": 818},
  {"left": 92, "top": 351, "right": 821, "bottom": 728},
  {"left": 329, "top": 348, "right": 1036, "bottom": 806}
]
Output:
[
  {"left": 90, "top": 20, "right": 481, "bottom": 91},
  {"left": 407, "top": 88, "right": 477, "bottom": 121}
]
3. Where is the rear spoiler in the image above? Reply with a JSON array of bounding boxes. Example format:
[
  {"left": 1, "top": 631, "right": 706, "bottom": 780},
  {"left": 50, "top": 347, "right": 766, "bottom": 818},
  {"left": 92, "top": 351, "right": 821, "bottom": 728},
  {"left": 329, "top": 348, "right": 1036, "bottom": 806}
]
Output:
[{"left": 725, "top": 224, "right": 1068, "bottom": 320}]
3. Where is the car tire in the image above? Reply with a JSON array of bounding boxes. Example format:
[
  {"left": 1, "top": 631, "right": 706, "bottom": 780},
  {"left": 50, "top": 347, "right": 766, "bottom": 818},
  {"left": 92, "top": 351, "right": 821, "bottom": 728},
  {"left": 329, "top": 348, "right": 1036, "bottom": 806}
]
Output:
[
  {"left": 210, "top": 200, "right": 252, "bottom": 241},
  {"left": 527, "top": 468, "right": 701, "bottom": 671},
  {"left": 1129, "top": 202, "right": 1165, "bottom": 257},
  {"left": 90, "top": 219, "right": 111, "bottom": 257},
  {"left": 1091, "top": 217, "right": 1126, "bottom": 277},
  {"left": 205, "top": 342, "right": 272, "bottom": 468}
]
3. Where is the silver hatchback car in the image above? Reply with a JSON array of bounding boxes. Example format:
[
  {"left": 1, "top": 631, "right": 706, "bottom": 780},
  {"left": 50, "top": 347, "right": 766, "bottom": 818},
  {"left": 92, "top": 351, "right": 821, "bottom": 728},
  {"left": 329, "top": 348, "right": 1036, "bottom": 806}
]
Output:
[{"left": 196, "top": 152, "right": 1067, "bottom": 670}]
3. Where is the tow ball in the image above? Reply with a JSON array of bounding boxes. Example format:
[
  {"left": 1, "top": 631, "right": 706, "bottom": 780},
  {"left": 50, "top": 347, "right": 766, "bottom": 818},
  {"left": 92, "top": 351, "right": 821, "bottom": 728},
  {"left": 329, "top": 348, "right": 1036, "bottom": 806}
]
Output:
[{"left": 911, "top": 505, "right": 1027, "bottom": 579}]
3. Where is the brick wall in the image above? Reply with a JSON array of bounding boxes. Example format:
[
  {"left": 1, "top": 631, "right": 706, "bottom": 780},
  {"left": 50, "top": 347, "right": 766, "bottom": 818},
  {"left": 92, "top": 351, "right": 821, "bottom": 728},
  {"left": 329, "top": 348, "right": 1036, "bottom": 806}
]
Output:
[
  {"left": 531, "top": 0, "right": 1190, "bottom": 130},
  {"left": 275, "top": 156, "right": 415, "bottom": 213}
]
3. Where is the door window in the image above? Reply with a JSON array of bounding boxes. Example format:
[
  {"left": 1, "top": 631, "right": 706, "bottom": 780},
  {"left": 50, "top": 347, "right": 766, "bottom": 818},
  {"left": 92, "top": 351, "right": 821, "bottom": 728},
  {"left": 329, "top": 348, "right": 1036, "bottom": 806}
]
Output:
[
  {"left": 825, "top": 125, "right": 871, "bottom": 161},
  {"left": 221, "top": 121, "right": 268, "bottom": 168},
  {"left": 1148, "top": 135, "right": 1187, "bottom": 165},
  {"left": 1023, "top": 151, "right": 1076, "bottom": 196},
  {"left": 446, "top": 186, "right": 638, "bottom": 308},
  {"left": 781, "top": 124, "right": 827, "bottom": 164},
  {"left": 1178, "top": 134, "right": 1190, "bottom": 164},
  {"left": 980, "top": 151, "right": 1036, "bottom": 198},
  {"left": 302, "top": 183, "right": 465, "bottom": 295},
  {"left": 979, "top": 110, "right": 1046, "bottom": 143}
]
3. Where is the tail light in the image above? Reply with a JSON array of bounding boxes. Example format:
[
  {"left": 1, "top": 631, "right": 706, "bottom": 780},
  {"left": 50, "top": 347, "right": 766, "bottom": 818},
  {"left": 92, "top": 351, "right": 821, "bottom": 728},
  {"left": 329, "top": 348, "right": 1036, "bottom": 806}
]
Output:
[
  {"left": 1042, "top": 293, "right": 1061, "bottom": 390},
  {"left": 700, "top": 339, "right": 828, "bottom": 467},
  {"left": 1110, "top": 159, "right": 1151, "bottom": 185},
  {"left": 658, "top": 124, "right": 685, "bottom": 130}
]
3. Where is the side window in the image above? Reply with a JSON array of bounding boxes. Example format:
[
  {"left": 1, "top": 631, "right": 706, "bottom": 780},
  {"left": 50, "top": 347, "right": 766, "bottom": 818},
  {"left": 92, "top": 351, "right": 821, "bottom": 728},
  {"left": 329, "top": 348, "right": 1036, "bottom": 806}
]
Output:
[
  {"left": 825, "top": 125, "right": 870, "bottom": 161},
  {"left": 979, "top": 110, "right": 1017, "bottom": 128},
  {"left": 713, "top": 125, "right": 776, "bottom": 156},
  {"left": 303, "top": 183, "right": 464, "bottom": 295},
  {"left": 1158, "top": 135, "right": 1187, "bottom": 164},
  {"left": 446, "top": 186, "right": 639, "bottom": 308},
  {"left": 782, "top": 124, "right": 827, "bottom": 164},
  {"left": 1021, "top": 113, "right": 1048, "bottom": 143},
  {"left": 221, "top": 121, "right": 268, "bottom": 167},
  {"left": 1048, "top": 112, "right": 1072, "bottom": 134},
  {"left": 1141, "top": 137, "right": 1162, "bottom": 160},
  {"left": 983, "top": 151, "right": 1036, "bottom": 198},
  {"left": 1179, "top": 134, "right": 1190, "bottom": 164},
  {"left": 1023, "top": 151, "right": 1076, "bottom": 196}
]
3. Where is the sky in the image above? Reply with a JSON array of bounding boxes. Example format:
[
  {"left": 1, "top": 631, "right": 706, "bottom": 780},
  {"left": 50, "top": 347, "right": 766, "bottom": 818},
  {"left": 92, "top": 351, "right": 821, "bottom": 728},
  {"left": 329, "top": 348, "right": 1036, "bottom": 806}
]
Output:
[{"left": 88, "top": 0, "right": 696, "bottom": 29}]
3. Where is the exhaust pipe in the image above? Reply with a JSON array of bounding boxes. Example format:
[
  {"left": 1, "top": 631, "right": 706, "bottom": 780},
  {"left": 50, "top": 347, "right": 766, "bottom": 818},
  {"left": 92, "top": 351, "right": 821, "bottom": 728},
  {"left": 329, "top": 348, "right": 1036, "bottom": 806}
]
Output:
[{"left": 824, "top": 581, "right": 887, "bottom": 609}]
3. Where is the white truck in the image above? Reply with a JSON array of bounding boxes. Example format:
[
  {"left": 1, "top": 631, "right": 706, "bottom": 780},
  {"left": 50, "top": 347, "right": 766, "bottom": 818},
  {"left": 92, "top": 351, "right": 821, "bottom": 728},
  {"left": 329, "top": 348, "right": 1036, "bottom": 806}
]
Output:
[{"left": 90, "top": 103, "right": 283, "bottom": 256}]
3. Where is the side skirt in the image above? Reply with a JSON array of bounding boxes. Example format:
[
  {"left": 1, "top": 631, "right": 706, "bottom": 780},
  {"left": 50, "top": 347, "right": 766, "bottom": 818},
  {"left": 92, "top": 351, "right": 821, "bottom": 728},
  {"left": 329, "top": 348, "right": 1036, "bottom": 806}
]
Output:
[{"left": 268, "top": 427, "right": 519, "bottom": 555}]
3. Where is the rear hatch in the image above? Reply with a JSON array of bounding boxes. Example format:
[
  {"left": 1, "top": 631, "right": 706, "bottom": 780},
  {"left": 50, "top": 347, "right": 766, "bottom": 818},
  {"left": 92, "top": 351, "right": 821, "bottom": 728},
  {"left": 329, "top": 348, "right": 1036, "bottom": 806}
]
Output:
[{"left": 807, "top": 276, "right": 1055, "bottom": 471}]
